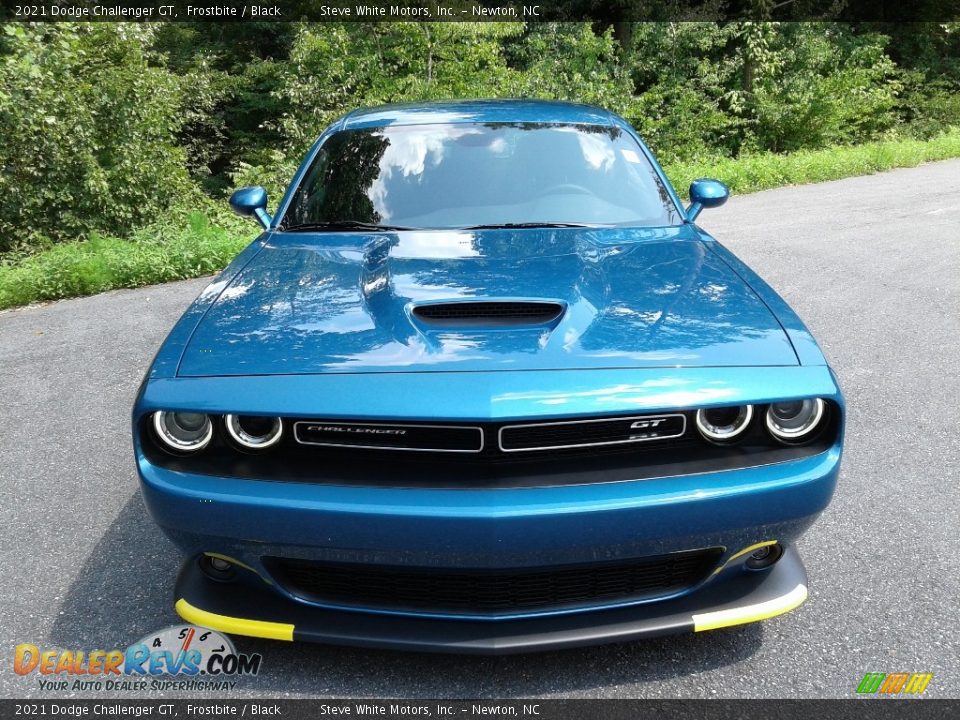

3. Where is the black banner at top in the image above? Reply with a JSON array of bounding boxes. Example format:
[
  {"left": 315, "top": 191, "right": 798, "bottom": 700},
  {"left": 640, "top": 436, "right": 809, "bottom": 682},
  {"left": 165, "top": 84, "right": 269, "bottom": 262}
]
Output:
[
  {"left": 2, "top": 0, "right": 959, "bottom": 23},
  {"left": 0, "top": 700, "right": 958, "bottom": 720}
]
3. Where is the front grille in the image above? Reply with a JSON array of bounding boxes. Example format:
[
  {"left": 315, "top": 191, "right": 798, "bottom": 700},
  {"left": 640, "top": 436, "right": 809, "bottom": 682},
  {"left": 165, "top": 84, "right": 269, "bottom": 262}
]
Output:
[
  {"left": 145, "top": 408, "right": 838, "bottom": 488},
  {"left": 500, "top": 414, "right": 686, "bottom": 452},
  {"left": 413, "top": 301, "right": 564, "bottom": 326},
  {"left": 294, "top": 421, "right": 483, "bottom": 453},
  {"left": 292, "top": 413, "right": 688, "bottom": 454},
  {"left": 266, "top": 549, "right": 722, "bottom": 615}
]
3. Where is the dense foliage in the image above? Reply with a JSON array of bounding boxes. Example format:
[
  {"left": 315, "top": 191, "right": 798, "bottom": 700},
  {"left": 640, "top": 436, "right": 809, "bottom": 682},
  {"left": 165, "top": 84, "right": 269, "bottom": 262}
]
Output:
[
  {"left": 0, "top": 24, "right": 194, "bottom": 252},
  {"left": 1, "top": 20, "right": 958, "bottom": 259}
]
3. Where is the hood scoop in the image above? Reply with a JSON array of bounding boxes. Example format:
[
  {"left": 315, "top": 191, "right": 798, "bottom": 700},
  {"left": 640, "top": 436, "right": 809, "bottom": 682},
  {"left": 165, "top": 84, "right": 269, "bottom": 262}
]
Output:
[{"left": 412, "top": 300, "right": 566, "bottom": 328}]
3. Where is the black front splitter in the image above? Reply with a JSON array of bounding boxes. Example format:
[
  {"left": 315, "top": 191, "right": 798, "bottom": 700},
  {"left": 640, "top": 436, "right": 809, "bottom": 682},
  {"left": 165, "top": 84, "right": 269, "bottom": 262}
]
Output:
[{"left": 174, "top": 547, "right": 808, "bottom": 654}]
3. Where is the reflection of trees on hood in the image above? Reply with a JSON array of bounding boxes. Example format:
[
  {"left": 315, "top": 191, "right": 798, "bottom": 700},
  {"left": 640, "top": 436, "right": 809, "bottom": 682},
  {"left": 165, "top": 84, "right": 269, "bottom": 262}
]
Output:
[
  {"left": 581, "top": 240, "right": 774, "bottom": 355},
  {"left": 404, "top": 231, "right": 581, "bottom": 301},
  {"left": 188, "top": 225, "right": 793, "bottom": 375}
]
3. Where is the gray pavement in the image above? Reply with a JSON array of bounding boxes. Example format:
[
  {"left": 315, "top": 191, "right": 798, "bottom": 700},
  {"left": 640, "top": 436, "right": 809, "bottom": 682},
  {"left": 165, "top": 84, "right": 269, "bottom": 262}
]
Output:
[{"left": 1, "top": 160, "right": 958, "bottom": 699}]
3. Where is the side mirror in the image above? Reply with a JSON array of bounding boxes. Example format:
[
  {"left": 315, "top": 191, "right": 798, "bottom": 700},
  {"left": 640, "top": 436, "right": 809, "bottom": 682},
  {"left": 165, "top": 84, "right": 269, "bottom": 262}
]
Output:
[
  {"left": 686, "top": 179, "right": 729, "bottom": 222},
  {"left": 229, "top": 186, "right": 272, "bottom": 229}
]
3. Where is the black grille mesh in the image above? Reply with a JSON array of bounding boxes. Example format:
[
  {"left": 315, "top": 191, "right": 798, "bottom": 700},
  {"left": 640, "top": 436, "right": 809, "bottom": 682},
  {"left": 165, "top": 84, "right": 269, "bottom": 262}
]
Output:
[
  {"left": 413, "top": 301, "right": 564, "bottom": 326},
  {"left": 500, "top": 415, "right": 686, "bottom": 452},
  {"left": 266, "top": 549, "right": 722, "bottom": 614}
]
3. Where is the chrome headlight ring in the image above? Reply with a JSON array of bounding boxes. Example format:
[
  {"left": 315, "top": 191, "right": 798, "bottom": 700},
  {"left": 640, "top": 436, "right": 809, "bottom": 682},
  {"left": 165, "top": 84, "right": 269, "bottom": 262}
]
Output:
[
  {"left": 766, "top": 398, "right": 827, "bottom": 444},
  {"left": 152, "top": 411, "right": 213, "bottom": 453},
  {"left": 224, "top": 414, "right": 284, "bottom": 450},
  {"left": 695, "top": 405, "right": 754, "bottom": 444}
]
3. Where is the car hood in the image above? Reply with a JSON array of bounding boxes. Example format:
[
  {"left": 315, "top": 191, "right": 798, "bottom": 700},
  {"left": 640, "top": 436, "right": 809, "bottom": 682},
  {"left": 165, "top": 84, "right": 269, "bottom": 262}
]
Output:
[{"left": 177, "top": 226, "right": 798, "bottom": 377}]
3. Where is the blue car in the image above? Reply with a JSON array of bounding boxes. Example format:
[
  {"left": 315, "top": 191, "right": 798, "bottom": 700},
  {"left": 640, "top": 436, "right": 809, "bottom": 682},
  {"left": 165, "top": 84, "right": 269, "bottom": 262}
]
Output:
[{"left": 133, "top": 100, "right": 843, "bottom": 653}]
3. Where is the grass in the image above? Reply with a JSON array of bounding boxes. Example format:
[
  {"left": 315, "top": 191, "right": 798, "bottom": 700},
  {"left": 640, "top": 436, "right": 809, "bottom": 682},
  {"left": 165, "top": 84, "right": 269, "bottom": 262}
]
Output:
[
  {"left": 0, "top": 212, "right": 248, "bottom": 311},
  {"left": 666, "top": 128, "right": 960, "bottom": 197},
  {"left": 2, "top": 129, "right": 960, "bottom": 312}
]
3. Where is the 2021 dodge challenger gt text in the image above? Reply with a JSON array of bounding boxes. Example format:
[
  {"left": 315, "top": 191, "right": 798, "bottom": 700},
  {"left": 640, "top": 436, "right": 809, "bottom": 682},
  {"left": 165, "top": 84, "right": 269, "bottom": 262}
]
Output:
[{"left": 133, "top": 100, "right": 844, "bottom": 653}]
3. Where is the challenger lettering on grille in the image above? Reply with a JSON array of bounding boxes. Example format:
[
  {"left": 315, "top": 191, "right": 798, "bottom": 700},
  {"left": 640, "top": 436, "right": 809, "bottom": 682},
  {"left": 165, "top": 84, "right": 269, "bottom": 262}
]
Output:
[
  {"left": 294, "top": 422, "right": 483, "bottom": 452},
  {"left": 308, "top": 425, "right": 407, "bottom": 435},
  {"left": 294, "top": 414, "right": 686, "bottom": 454}
]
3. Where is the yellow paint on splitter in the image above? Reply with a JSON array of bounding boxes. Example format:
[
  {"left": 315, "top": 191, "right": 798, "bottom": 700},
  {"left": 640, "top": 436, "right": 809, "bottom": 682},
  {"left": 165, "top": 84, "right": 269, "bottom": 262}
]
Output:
[
  {"left": 174, "top": 579, "right": 807, "bottom": 641},
  {"left": 711, "top": 540, "right": 780, "bottom": 575},
  {"left": 175, "top": 599, "right": 294, "bottom": 641},
  {"left": 692, "top": 583, "right": 808, "bottom": 632}
]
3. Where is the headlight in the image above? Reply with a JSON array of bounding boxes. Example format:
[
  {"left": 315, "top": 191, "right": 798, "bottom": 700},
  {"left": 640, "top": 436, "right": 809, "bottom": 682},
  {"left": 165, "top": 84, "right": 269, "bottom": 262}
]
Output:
[
  {"left": 153, "top": 411, "right": 213, "bottom": 453},
  {"left": 695, "top": 405, "right": 754, "bottom": 444},
  {"left": 766, "top": 398, "right": 826, "bottom": 444},
  {"left": 225, "top": 414, "right": 283, "bottom": 450}
]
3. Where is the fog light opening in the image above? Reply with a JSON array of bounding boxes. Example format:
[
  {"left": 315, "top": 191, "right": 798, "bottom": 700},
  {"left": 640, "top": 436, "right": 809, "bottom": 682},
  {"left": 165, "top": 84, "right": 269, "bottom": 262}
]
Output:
[
  {"left": 200, "top": 554, "right": 237, "bottom": 582},
  {"left": 745, "top": 543, "right": 784, "bottom": 571}
]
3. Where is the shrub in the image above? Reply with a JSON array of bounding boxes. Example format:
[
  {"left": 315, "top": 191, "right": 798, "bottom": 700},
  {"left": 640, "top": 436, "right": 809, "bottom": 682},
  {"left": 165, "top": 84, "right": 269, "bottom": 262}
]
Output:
[
  {"left": 0, "top": 24, "right": 194, "bottom": 252},
  {"left": 0, "top": 208, "right": 249, "bottom": 310}
]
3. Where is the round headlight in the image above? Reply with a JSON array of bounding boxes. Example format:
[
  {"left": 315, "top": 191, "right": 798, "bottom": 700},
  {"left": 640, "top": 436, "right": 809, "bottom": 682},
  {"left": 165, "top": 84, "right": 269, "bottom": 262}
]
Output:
[
  {"left": 225, "top": 414, "right": 283, "bottom": 450},
  {"left": 766, "top": 398, "right": 826, "bottom": 444},
  {"left": 153, "top": 411, "right": 213, "bottom": 453},
  {"left": 695, "top": 405, "right": 754, "bottom": 444}
]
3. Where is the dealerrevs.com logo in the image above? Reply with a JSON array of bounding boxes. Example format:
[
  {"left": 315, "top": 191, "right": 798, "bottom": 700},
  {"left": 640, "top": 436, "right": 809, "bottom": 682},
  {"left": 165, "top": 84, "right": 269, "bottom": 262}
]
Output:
[{"left": 14, "top": 625, "right": 262, "bottom": 692}]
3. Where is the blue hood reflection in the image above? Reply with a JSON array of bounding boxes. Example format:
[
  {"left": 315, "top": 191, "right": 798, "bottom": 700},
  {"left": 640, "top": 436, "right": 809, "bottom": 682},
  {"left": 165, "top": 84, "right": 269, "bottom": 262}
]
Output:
[{"left": 178, "top": 226, "right": 798, "bottom": 377}]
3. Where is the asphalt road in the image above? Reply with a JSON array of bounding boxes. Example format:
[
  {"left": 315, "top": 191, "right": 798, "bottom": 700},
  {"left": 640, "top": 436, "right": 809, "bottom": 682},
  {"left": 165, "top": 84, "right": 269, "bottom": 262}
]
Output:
[{"left": 1, "top": 160, "right": 958, "bottom": 700}]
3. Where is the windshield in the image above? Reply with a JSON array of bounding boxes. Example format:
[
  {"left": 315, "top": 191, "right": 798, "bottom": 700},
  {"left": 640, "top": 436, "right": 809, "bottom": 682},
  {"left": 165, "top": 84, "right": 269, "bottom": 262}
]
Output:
[{"left": 282, "top": 122, "right": 682, "bottom": 230}]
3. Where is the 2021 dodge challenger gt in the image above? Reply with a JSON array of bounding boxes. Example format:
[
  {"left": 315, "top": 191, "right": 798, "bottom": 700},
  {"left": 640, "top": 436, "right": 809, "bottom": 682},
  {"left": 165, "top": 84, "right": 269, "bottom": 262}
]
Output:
[{"left": 133, "top": 100, "right": 844, "bottom": 653}]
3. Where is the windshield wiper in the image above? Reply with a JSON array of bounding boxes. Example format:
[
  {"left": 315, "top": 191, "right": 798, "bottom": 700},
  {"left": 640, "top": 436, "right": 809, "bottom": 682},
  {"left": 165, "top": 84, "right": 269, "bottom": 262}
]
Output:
[
  {"left": 282, "top": 221, "right": 414, "bottom": 232},
  {"left": 460, "top": 222, "right": 592, "bottom": 230}
]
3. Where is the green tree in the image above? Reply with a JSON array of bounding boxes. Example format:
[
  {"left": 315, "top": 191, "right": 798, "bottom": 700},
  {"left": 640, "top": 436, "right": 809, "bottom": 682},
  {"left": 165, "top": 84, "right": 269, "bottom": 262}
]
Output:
[
  {"left": 625, "top": 22, "right": 744, "bottom": 162},
  {"left": 506, "top": 23, "right": 635, "bottom": 114},
  {"left": 149, "top": 23, "right": 296, "bottom": 193},
  {"left": 738, "top": 24, "right": 902, "bottom": 152},
  {"left": 276, "top": 22, "right": 523, "bottom": 151},
  {"left": 0, "top": 23, "right": 192, "bottom": 251}
]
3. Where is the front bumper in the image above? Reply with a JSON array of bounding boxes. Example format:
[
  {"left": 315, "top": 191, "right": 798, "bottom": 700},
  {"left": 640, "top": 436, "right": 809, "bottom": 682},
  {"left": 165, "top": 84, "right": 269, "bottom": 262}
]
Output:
[
  {"left": 139, "top": 446, "right": 838, "bottom": 651},
  {"left": 135, "top": 368, "right": 843, "bottom": 648},
  {"left": 174, "top": 545, "right": 808, "bottom": 653},
  {"left": 139, "top": 444, "right": 839, "bottom": 575}
]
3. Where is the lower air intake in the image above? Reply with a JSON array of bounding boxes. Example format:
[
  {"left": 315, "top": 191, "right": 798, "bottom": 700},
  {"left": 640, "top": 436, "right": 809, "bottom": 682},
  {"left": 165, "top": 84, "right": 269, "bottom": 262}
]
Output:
[
  {"left": 266, "top": 548, "right": 722, "bottom": 615},
  {"left": 412, "top": 301, "right": 564, "bottom": 327}
]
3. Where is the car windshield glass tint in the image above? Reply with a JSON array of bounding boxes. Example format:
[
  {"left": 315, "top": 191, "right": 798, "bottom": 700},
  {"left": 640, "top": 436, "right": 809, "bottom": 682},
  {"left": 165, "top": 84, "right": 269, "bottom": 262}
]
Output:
[{"left": 283, "top": 123, "right": 683, "bottom": 230}]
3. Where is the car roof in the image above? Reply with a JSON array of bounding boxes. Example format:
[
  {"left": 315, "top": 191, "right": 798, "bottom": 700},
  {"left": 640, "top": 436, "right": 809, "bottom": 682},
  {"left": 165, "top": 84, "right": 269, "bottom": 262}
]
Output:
[{"left": 339, "top": 99, "right": 621, "bottom": 130}]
